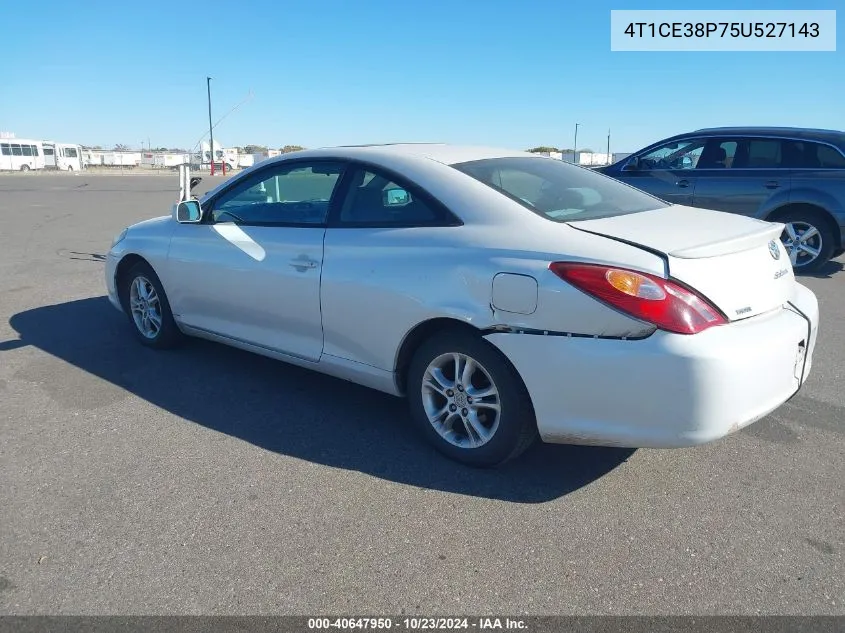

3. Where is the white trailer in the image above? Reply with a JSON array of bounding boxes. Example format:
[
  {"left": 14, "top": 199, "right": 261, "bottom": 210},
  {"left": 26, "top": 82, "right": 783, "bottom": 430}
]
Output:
[
  {"left": 192, "top": 141, "right": 253, "bottom": 172},
  {"left": 82, "top": 149, "right": 104, "bottom": 168},
  {"left": 102, "top": 151, "right": 141, "bottom": 167},
  {"left": 250, "top": 149, "right": 281, "bottom": 166},
  {"left": 234, "top": 152, "right": 254, "bottom": 169},
  {"left": 143, "top": 152, "right": 189, "bottom": 169}
]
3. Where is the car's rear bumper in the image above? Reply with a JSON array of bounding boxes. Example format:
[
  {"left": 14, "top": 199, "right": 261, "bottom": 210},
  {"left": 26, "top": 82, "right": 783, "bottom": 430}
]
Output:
[{"left": 485, "top": 283, "right": 819, "bottom": 449}]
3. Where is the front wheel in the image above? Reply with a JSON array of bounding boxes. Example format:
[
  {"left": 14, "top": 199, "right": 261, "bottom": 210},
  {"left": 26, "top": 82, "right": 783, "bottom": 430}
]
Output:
[
  {"left": 121, "top": 262, "right": 183, "bottom": 349},
  {"left": 20, "top": 164, "right": 30, "bottom": 172},
  {"left": 407, "top": 330, "right": 537, "bottom": 467},
  {"left": 777, "top": 209, "right": 835, "bottom": 273}
]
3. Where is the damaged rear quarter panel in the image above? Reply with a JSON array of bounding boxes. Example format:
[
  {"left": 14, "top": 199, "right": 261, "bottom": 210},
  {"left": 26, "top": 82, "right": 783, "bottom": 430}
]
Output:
[{"left": 482, "top": 257, "right": 658, "bottom": 340}]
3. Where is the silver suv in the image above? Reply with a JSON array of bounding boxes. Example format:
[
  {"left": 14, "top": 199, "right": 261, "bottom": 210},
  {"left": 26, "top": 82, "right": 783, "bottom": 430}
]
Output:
[{"left": 597, "top": 127, "right": 845, "bottom": 272}]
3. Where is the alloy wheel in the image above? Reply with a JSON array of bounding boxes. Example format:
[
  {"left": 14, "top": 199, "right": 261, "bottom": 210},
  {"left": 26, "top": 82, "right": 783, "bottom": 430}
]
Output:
[
  {"left": 782, "top": 221, "right": 823, "bottom": 268},
  {"left": 421, "top": 352, "right": 501, "bottom": 449},
  {"left": 129, "top": 275, "right": 163, "bottom": 339}
]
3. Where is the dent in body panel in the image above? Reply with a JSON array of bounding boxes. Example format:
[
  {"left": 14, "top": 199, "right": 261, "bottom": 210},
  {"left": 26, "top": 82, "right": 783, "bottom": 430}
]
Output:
[
  {"left": 321, "top": 224, "right": 665, "bottom": 370},
  {"left": 320, "top": 253, "right": 496, "bottom": 369}
]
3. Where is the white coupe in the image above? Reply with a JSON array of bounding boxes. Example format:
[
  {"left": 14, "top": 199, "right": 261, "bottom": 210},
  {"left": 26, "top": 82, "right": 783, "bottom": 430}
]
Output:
[{"left": 105, "top": 144, "right": 820, "bottom": 467}]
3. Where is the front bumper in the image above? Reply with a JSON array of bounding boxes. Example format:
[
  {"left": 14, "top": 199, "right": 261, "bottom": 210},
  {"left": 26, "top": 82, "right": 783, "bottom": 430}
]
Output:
[
  {"left": 104, "top": 252, "right": 122, "bottom": 312},
  {"left": 486, "top": 283, "right": 819, "bottom": 449}
]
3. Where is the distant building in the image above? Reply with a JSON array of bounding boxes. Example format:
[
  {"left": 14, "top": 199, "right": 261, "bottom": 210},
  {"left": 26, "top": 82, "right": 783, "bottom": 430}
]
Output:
[{"left": 561, "top": 151, "right": 613, "bottom": 166}]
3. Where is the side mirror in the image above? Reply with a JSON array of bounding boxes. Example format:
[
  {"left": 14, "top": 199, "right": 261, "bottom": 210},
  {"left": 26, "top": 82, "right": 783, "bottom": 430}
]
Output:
[
  {"left": 176, "top": 200, "right": 202, "bottom": 223},
  {"left": 622, "top": 157, "right": 640, "bottom": 171},
  {"left": 383, "top": 187, "right": 411, "bottom": 207}
]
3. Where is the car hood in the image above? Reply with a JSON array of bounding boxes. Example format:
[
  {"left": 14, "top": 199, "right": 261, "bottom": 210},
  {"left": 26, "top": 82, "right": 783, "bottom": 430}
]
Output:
[{"left": 128, "top": 215, "right": 171, "bottom": 233}]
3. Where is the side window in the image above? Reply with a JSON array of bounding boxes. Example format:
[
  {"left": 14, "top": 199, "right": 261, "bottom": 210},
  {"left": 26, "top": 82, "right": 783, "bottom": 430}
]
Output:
[
  {"left": 43, "top": 147, "right": 54, "bottom": 156},
  {"left": 745, "top": 139, "right": 782, "bottom": 168},
  {"left": 806, "top": 143, "right": 845, "bottom": 169},
  {"left": 696, "top": 139, "right": 738, "bottom": 169},
  {"left": 31, "top": 145, "right": 40, "bottom": 156},
  {"left": 633, "top": 139, "right": 706, "bottom": 171},
  {"left": 1, "top": 144, "right": 10, "bottom": 156},
  {"left": 11, "top": 144, "right": 22, "bottom": 156},
  {"left": 338, "top": 167, "right": 442, "bottom": 225},
  {"left": 21, "top": 145, "right": 33, "bottom": 157},
  {"left": 65, "top": 147, "right": 78, "bottom": 158},
  {"left": 211, "top": 162, "right": 345, "bottom": 225}
]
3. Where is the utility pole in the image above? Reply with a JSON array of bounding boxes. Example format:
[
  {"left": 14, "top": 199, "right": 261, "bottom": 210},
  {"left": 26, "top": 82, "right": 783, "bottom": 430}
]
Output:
[
  {"left": 606, "top": 129, "right": 611, "bottom": 163},
  {"left": 573, "top": 123, "right": 580, "bottom": 164},
  {"left": 207, "top": 76, "right": 215, "bottom": 175}
]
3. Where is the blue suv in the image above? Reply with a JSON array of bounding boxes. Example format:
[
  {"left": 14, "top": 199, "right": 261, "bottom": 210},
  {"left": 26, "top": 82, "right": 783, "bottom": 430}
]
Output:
[{"left": 597, "top": 127, "right": 845, "bottom": 272}]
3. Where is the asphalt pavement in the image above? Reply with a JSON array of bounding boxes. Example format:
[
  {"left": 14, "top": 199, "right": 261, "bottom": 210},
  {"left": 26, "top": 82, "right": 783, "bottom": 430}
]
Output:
[{"left": 0, "top": 173, "right": 842, "bottom": 615}]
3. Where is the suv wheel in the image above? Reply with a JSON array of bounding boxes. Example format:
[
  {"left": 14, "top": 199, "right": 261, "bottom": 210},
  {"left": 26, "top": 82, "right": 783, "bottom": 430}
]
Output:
[{"left": 777, "top": 209, "right": 835, "bottom": 273}]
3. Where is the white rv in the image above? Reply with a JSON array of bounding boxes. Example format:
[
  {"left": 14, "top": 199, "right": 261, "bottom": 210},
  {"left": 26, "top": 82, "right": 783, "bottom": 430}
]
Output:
[
  {"left": 43, "top": 142, "right": 83, "bottom": 171},
  {"left": 0, "top": 138, "right": 46, "bottom": 171}
]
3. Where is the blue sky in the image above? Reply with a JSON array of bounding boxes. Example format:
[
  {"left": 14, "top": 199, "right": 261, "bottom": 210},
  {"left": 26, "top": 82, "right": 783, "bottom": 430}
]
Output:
[{"left": 1, "top": 0, "right": 841, "bottom": 153}]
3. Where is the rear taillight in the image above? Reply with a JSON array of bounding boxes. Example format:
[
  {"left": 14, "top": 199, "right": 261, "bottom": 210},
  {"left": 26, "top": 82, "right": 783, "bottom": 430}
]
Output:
[{"left": 549, "top": 262, "right": 726, "bottom": 335}]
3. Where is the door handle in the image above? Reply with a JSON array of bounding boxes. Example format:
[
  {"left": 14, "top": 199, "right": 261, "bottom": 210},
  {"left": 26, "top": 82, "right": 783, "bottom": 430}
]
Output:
[
  {"left": 676, "top": 179, "right": 690, "bottom": 188},
  {"left": 289, "top": 258, "right": 318, "bottom": 270},
  {"left": 765, "top": 181, "right": 780, "bottom": 189}
]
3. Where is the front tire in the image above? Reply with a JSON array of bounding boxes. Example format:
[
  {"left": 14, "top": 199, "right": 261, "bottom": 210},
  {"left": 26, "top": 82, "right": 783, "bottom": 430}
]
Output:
[
  {"left": 121, "top": 262, "right": 183, "bottom": 349},
  {"left": 20, "top": 164, "right": 30, "bottom": 172},
  {"left": 777, "top": 208, "right": 835, "bottom": 273},
  {"left": 407, "top": 330, "right": 537, "bottom": 467}
]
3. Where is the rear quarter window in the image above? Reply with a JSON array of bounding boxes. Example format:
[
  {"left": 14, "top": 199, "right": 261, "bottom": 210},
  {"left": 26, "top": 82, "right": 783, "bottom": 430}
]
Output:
[
  {"left": 453, "top": 156, "right": 665, "bottom": 222},
  {"left": 817, "top": 144, "right": 845, "bottom": 168}
]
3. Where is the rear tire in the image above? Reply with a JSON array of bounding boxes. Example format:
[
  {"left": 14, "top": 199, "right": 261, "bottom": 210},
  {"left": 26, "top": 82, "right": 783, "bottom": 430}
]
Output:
[
  {"left": 407, "top": 329, "right": 538, "bottom": 468},
  {"left": 20, "top": 164, "right": 30, "bottom": 172},
  {"left": 775, "top": 208, "right": 835, "bottom": 273},
  {"left": 120, "top": 261, "right": 183, "bottom": 349}
]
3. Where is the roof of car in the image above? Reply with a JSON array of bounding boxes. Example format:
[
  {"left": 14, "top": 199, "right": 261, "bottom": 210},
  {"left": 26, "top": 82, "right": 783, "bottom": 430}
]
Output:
[
  {"left": 690, "top": 126, "right": 845, "bottom": 145},
  {"left": 279, "top": 143, "right": 535, "bottom": 165}
]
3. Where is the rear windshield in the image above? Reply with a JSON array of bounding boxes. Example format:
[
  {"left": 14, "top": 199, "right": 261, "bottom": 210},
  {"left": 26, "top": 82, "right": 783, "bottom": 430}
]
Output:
[{"left": 452, "top": 156, "right": 666, "bottom": 221}]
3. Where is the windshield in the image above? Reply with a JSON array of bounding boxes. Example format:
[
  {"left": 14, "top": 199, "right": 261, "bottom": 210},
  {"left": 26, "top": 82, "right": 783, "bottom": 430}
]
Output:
[{"left": 452, "top": 156, "right": 667, "bottom": 221}]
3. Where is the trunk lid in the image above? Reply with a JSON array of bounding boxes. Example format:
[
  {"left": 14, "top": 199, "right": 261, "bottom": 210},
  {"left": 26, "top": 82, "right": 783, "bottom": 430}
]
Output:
[{"left": 570, "top": 205, "right": 795, "bottom": 321}]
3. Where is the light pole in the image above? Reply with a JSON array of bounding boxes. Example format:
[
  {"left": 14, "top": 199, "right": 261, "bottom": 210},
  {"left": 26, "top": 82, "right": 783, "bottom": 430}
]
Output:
[
  {"left": 207, "top": 77, "right": 215, "bottom": 175},
  {"left": 573, "top": 123, "right": 580, "bottom": 164}
]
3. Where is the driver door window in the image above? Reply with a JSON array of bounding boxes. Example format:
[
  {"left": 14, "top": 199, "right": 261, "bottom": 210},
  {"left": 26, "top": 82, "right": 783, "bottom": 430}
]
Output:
[
  {"left": 634, "top": 139, "right": 707, "bottom": 171},
  {"left": 211, "top": 162, "right": 345, "bottom": 225}
]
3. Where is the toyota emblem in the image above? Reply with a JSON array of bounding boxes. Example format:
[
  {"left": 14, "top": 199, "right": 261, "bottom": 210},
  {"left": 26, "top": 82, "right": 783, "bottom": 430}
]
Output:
[{"left": 768, "top": 240, "right": 781, "bottom": 260}]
